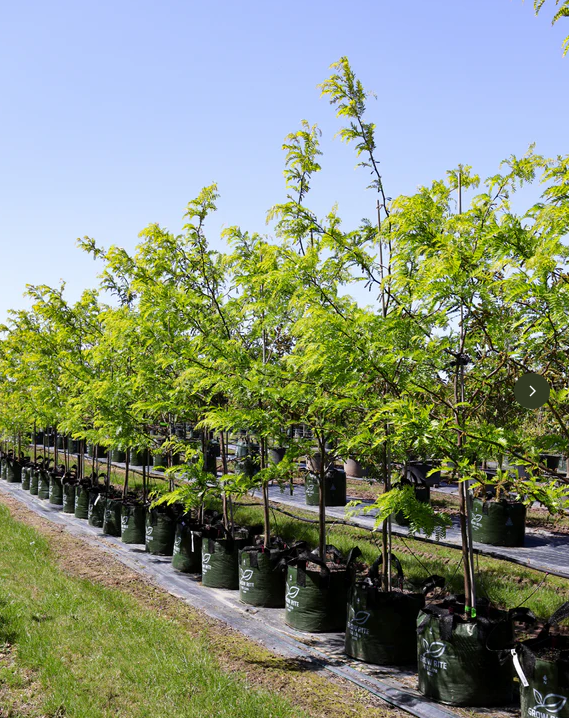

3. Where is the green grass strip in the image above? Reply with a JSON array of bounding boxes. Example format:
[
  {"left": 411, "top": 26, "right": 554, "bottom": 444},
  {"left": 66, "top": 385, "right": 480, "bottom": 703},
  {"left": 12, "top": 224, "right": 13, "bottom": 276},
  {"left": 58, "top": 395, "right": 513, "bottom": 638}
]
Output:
[{"left": 0, "top": 503, "right": 306, "bottom": 718}]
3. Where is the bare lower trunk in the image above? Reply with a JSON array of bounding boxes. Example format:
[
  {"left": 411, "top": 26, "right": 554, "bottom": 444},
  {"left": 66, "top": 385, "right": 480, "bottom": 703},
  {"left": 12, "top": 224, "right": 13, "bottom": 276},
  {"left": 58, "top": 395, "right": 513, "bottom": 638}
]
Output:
[
  {"left": 261, "top": 437, "right": 270, "bottom": 548},
  {"left": 123, "top": 449, "right": 130, "bottom": 498},
  {"left": 381, "top": 431, "right": 392, "bottom": 592},
  {"left": 220, "top": 431, "right": 229, "bottom": 530},
  {"left": 318, "top": 435, "right": 326, "bottom": 561}
]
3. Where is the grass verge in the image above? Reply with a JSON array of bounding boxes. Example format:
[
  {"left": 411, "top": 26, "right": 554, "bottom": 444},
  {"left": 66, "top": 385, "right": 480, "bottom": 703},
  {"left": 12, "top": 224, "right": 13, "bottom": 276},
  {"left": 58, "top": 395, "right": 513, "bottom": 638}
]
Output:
[{"left": 0, "top": 498, "right": 401, "bottom": 718}]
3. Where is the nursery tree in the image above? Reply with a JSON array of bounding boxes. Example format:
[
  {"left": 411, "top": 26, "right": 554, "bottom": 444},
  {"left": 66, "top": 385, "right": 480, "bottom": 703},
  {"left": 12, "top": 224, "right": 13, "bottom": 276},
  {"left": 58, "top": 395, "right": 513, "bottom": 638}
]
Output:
[
  {"left": 533, "top": 0, "right": 569, "bottom": 55},
  {"left": 268, "top": 57, "right": 449, "bottom": 579},
  {"left": 385, "top": 146, "right": 569, "bottom": 614}
]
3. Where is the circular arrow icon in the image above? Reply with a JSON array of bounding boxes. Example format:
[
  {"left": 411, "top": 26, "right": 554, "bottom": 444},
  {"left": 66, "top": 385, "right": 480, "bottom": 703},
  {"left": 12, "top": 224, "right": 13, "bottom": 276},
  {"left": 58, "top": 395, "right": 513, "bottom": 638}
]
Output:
[{"left": 514, "top": 373, "right": 550, "bottom": 409}]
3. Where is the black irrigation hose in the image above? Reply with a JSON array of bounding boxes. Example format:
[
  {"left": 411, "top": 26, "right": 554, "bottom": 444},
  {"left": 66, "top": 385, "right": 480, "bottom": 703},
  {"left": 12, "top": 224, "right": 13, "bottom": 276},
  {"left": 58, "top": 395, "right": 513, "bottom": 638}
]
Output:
[
  {"left": 398, "top": 534, "right": 433, "bottom": 577},
  {"left": 234, "top": 501, "right": 355, "bottom": 526}
]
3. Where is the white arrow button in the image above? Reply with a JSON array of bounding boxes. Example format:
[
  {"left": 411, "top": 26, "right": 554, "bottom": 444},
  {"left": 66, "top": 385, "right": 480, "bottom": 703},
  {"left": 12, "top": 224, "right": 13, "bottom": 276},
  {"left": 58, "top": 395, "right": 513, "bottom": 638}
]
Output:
[{"left": 529, "top": 385, "right": 536, "bottom": 397}]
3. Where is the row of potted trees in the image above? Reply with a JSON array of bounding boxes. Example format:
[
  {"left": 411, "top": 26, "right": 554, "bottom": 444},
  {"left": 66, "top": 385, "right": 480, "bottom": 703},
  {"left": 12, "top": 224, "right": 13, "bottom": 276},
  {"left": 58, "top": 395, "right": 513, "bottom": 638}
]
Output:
[
  {"left": 1, "top": 56, "right": 569, "bottom": 715},
  {"left": 2, "top": 440, "right": 567, "bottom": 714}
]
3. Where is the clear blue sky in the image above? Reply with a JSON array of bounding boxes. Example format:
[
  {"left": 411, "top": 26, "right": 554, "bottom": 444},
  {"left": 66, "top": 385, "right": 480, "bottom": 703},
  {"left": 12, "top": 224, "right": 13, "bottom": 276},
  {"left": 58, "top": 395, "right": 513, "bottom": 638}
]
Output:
[{"left": 0, "top": 0, "right": 567, "bottom": 320}]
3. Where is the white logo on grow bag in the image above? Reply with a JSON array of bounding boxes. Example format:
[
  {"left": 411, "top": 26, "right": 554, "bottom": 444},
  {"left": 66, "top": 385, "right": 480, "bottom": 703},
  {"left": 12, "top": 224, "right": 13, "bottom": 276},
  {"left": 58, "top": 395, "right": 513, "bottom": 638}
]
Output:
[
  {"left": 420, "top": 639, "right": 448, "bottom": 675},
  {"left": 239, "top": 568, "right": 254, "bottom": 591},
  {"left": 121, "top": 516, "right": 128, "bottom": 529},
  {"left": 351, "top": 611, "right": 371, "bottom": 626},
  {"left": 471, "top": 512, "right": 483, "bottom": 528},
  {"left": 202, "top": 553, "right": 211, "bottom": 564},
  {"left": 422, "top": 640, "right": 446, "bottom": 658},
  {"left": 348, "top": 610, "right": 371, "bottom": 637},
  {"left": 202, "top": 553, "right": 211, "bottom": 572},
  {"left": 173, "top": 536, "right": 181, "bottom": 555},
  {"left": 285, "top": 585, "right": 300, "bottom": 610},
  {"left": 145, "top": 526, "right": 153, "bottom": 539},
  {"left": 529, "top": 689, "right": 567, "bottom": 716}
]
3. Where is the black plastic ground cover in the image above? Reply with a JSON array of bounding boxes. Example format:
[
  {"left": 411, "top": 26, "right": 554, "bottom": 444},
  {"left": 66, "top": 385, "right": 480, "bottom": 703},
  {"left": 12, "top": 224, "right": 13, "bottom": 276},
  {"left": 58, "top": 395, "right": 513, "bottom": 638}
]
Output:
[
  {"left": 0, "top": 480, "right": 461, "bottom": 718},
  {"left": 260, "top": 484, "right": 569, "bottom": 580}
]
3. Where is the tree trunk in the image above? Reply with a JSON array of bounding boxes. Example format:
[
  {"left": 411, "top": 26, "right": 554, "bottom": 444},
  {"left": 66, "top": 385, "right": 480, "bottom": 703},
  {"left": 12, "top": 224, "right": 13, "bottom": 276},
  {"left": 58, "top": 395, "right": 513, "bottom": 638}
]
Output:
[
  {"left": 220, "top": 430, "right": 229, "bottom": 531},
  {"left": 106, "top": 451, "right": 111, "bottom": 493},
  {"left": 122, "top": 449, "right": 130, "bottom": 498},
  {"left": 318, "top": 433, "right": 326, "bottom": 561},
  {"left": 259, "top": 436, "right": 270, "bottom": 548},
  {"left": 381, "top": 428, "right": 392, "bottom": 592}
]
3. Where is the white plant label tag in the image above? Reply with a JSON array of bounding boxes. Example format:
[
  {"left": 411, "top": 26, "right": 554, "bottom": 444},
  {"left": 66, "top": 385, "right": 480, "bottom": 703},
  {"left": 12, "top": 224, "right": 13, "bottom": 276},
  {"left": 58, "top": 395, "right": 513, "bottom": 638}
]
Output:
[{"left": 512, "top": 649, "right": 529, "bottom": 687}]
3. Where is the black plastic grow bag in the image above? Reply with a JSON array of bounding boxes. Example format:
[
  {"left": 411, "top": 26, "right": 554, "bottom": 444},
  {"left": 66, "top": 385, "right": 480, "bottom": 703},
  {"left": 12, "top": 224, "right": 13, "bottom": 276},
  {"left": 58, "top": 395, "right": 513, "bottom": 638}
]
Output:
[
  {"left": 21, "top": 466, "right": 31, "bottom": 490},
  {"left": 238, "top": 544, "right": 288, "bottom": 608},
  {"left": 49, "top": 475, "right": 64, "bottom": 505},
  {"left": 407, "top": 460, "right": 441, "bottom": 486},
  {"left": 344, "top": 555, "right": 438, "bottom": 665},
  {"left": 63, "top": 483, "right": 76, "bottom": 513},
  {"left": 284, "top": 545, "right": 355, "bottom": 633},
  {"left": 88, "top": 488, "right": 106, "bottom": 527},
  {"left": 395, "top": 482, "right": 431, "bottom": 527},
  {"left": 30, "top": 469, "right": 39, "bottom": 495},
  {"left": 471, "top": 497, "right": 526, "bottom": 547},
  {"left": 38, "top": 471, "right": 50, "bottom": 499},
  {"left": 172, "top": 519, "right": 202, "bottom": 573},
  {"left": 103, "top": 497, "right": 122, "bottom": 536},
  {"left": 304, "top": 468, "right": 347, "bottom": 507},
  {"left": 121, "top": 503, "right": 146, "bottom": 544},
  {"left": 417, "top": 597, "right": 529, "bottom": 706},
  {"left": 514, "top": 602, "right": 569, "bottom": 718},
  {"left": 6, "top": 460, "right": 22, "bottom": 483},
  {"left": 145, "top": 505, "right": 177, "bottom": 555},
  {"left": 111, "top": 449, "right": 126, "bottom": 463},
  {"left": 74, "top": 484, "right": 90, "bottom": 519},
  {"left": 201, "top": 529, "right": 251, "bottom": 590}
]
